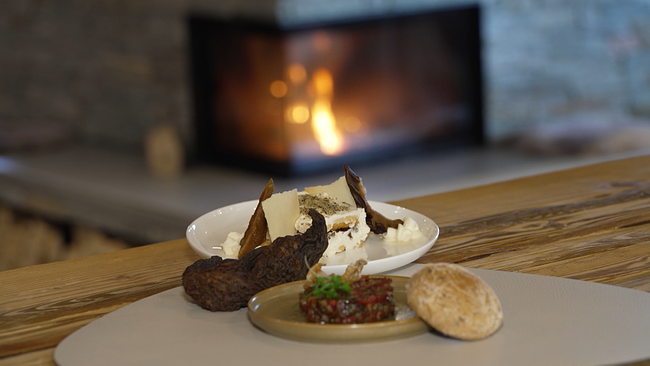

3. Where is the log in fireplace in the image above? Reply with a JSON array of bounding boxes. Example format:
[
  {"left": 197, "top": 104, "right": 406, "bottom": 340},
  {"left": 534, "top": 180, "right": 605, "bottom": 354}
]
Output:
[{"left": 190, "top": 4, "right": 483, "bottom": 175}]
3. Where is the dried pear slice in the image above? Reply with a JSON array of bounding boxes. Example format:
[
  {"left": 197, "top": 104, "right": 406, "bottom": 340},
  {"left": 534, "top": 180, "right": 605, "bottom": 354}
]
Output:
[
  {"left": 238, "top": 178, "right": 274, "bottom": 258},
  {"left": 344, "top": 165, "right": 403, "bottom": 234}
]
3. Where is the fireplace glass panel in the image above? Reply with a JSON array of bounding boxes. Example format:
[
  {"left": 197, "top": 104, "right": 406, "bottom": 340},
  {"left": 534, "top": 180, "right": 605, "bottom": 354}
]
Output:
[{"left": 190, "top": 6, "right": 483, "bottom": 175}]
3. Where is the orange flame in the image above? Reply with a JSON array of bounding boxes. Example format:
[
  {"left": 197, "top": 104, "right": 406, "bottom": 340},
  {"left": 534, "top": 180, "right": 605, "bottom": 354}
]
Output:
[
  {"left": 286, "top": 102, "right": 310, "bottom": 124},
  {"left": 310, "top": 68, "right": 343, "bottom": 155}
]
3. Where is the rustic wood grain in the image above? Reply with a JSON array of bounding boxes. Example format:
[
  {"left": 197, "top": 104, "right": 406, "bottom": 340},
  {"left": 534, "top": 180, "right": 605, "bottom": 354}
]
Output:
[
  {"left": 397, "top": 155, "right": 650, "bottom": 228},
  {"left": 0, "top": 239, "right": 199, "bottom": 360},
  {"left": 405, "top": 157, "right": 650, "bottom": 294},
  {"left": 1, "top": 155, "right": 650, "bottom": 365},
  {"left": 0, "top": 347, "right": 54, "bottom": 366},
  {"left": 415, "top": 183, "right": 650, "bottom": 287}
]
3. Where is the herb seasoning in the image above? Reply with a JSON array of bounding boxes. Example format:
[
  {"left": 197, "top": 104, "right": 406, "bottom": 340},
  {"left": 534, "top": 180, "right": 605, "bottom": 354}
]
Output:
[{"left": 299, "top": 275, "right": 394, "bottom": 324}]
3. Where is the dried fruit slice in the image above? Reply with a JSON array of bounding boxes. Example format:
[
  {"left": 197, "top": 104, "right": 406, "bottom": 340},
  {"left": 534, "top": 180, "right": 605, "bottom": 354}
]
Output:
[
  {"left": 238, "top": 179, "right": 274, "bottom": 258},
  {"left": 344, "top": 165, "right": 403, "bottom": 234}
]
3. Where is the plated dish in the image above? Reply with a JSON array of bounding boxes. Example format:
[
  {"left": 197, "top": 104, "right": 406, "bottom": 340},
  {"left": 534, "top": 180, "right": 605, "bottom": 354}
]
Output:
[
  {"left": 186, "top": 200, "right": 439, "bottom": 275},
  {"left": 248, "top": 276, "right": 429, "bottom": 343}
]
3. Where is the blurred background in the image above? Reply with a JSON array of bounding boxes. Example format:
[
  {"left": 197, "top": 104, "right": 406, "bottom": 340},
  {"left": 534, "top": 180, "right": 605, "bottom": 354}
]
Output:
[{"left": 2, "top": 0, "right": 650, "bottom": 270}]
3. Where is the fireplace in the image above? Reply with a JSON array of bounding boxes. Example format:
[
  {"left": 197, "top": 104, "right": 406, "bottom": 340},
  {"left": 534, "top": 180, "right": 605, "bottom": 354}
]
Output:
[{"left": 189, "top": 5, "right": 483, "bottom": 176}]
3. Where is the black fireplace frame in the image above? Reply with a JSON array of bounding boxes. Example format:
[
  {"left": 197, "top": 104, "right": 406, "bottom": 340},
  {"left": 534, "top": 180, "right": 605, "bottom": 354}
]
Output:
[{"left": 188, "top": 4, "right": 484, "bottom": 176}]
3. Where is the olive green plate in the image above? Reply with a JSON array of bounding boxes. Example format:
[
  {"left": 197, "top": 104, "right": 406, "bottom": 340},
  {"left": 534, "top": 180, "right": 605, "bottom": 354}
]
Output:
[{"left": 247, "top": 276, "right": 428, "bottom": 343}]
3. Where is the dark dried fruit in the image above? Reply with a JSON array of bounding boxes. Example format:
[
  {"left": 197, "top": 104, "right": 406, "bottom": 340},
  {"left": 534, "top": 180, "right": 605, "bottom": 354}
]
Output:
[
  {"left": 344, "top": 165, "right": 403, "bottom": 234},
  {"left": 182, "top": 209, "right": 329, "bottom": 312},
  {"left": 238, "top": 178, "right": 274, "bottom": 258}
]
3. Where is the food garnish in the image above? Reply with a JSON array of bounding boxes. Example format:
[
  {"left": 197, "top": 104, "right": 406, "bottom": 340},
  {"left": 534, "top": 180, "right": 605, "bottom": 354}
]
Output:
[
  {"left": 343, "top": 165, "right": 403, "bottom": 234},
  {"left": 299, "top": 260, "right": 395, "bottom": 324},
  {"left": 238, "top": 178, "right": 274, "bottom": 258},
  {"left": 308, "top": 274, "right": 352, "bottom": 299}
]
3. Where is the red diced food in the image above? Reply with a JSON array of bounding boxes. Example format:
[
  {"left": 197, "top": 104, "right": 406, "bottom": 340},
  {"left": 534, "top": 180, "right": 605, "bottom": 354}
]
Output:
[{"left": 299, "top": 276, "right": 394, "bottom": 324}]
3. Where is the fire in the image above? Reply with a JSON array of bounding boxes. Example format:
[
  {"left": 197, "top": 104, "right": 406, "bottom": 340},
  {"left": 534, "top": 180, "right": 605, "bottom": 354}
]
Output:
[
  {"left": 288, "top": 63, "right": 307, "bottom": 84},
  {"left": 269, "top": 80, "right": 288, "bottom": 98},
  {"left": 312, "top": 99, "right": 343, "bottom": 155},
  {"left": 277, "top": 64, "right": 346, "bottom": 155},
  {"left": 310, "top": 68, "right": 343, "bottom": 155},
  {"left": 286, "top": 102, "right": 310, "bottom": 124}
]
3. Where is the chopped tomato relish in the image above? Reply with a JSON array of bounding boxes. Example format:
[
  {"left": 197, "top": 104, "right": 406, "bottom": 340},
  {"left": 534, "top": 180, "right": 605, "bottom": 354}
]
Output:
[{"left": 299, "top": 276, "right": 394, "bottom": 324}]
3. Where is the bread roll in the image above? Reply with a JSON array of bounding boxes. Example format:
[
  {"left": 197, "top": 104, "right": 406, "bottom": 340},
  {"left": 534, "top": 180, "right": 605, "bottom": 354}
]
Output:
[{"left": 406, "top": 263, "right": 503, "bottom": 340}]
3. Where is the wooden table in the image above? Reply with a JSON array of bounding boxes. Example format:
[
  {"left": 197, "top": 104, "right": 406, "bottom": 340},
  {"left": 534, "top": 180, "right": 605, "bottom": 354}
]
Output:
[{"left": 2, "top": 155, "right": 650, "bottom": 365}]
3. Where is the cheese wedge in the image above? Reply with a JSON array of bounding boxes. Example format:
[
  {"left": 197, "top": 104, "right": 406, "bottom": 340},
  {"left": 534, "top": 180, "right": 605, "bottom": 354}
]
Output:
[
  {"left": 262, "top": 189, "right": 300, "bottom": 241},
  {"left": 304, "top": 176, "right": 355, "bottom": 206}
]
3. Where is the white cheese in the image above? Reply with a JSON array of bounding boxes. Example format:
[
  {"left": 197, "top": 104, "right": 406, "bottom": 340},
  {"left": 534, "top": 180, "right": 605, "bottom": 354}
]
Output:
[
  {"left": 220, "top": 231, "right": 243, "bottom": 257},
  {"left": 262, "top": 189, "right": 300, "bottom": 241},
  {"left": 384, "top": 216, "right": 423, "bottom": 243},
  {"left": 304, "top": 175, "right": 355, "bottom": 206}
]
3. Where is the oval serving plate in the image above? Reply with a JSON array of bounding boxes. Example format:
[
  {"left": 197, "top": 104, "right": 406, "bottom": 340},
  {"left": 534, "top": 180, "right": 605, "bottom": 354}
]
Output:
[
  {"left": 187, "top": 201, "right": 439, "bottom": 275},
  {"left": 247, "top": 276, "right": 429, "bottom": 343}
]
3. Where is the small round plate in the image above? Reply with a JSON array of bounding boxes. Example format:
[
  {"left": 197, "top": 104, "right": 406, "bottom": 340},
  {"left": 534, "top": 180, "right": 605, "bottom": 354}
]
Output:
[
  {"left": 247, "top": 276, "right": 429, "bottom": 343},
  {"left": 186, "top": 201, "right": 439, "bottom": 275}
]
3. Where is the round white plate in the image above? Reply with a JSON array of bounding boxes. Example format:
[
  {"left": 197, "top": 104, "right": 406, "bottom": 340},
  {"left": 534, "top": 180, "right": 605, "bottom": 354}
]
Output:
[{"left": 186, "top": 200, "right": 439, "bottom": 275}]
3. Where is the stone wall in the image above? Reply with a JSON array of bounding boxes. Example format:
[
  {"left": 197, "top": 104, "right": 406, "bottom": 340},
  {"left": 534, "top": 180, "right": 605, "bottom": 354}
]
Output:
[
  {"left": 485, "top": 0, "right": 650, "bottom": 138},
  {"left": 1, "top": 0, "right": 649, "bottom": 154}
]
